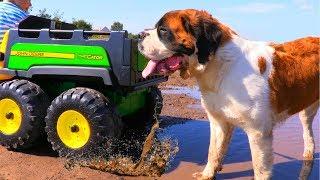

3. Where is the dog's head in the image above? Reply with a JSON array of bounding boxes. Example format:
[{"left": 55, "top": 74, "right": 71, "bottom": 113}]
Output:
[{"left": 138, "top": 9, "right": 232, "bottom": 79}]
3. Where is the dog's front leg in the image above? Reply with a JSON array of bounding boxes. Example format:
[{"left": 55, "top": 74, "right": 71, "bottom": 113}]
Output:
[
  {"left": 193, "top": 115, "right": 234, "bottom": 180},
  {"left": 247, "top": 130, "right": 273, "bottom": 180}
]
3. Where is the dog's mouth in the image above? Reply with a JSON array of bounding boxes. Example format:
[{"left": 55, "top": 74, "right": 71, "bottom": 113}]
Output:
[{"left": 142, "top": 55, "right": 186, "bottom": 78}]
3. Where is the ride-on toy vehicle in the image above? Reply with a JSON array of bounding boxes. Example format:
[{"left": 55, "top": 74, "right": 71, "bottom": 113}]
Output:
[{"left": 0, "top": 16, "right": 166, "bottom": 157}]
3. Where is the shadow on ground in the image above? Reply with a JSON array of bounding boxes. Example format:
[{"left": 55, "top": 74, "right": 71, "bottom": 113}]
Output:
[{"left": 18, "top": 139, "right": 58, "bottom": 157}]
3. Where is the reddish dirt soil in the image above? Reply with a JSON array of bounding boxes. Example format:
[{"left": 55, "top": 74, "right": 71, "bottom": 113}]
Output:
[
  {"left": 160, "top": 72, "right": 206, "bottom": 119},
  {"left": 159, "top": 72, "right": 197, "bottom": 88}
]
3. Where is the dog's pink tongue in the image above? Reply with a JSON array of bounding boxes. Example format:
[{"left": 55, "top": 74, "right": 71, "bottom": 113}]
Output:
[
  {"left": 166, "top": 56, "right": 183, "bottom": 71},
  {"left": 142, "top": 60, "right": 158, "bottom": 78},
  {"left": 142, "top": 56, "right": 184, "bottom": 78}
]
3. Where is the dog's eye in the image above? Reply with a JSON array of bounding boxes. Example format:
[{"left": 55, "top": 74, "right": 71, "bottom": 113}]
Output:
[{"left": 159, "top": 27, "right": 168, "bottom": 34}]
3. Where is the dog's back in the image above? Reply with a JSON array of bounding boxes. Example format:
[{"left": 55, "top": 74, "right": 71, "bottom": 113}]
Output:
[{"left": 269, "top": 37, "right": 319, "bottom": 116}]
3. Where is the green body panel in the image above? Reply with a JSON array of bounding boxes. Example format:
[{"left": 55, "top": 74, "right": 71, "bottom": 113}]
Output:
[
  {"left": 8, "top": 43, "right": 110, "bottom": 70},
  {"left": 7, "top": 42, "right": 149, "bottom": 116},
  {"left": 137, "top": 52, "right": 148, "bottom": 71},
  {"left": 117, "top": 90, "right": 147, "bottom": 116},
  {"left": 105, "top": 89, "right": 147, "bottom": 116}
]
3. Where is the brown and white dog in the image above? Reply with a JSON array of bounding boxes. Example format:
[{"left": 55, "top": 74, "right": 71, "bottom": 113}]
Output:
[{"left": 138, "top": 9, "right": 319, "bottom": 180}]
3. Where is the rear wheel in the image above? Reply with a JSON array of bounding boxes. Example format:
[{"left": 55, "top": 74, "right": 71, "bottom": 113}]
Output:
[
  {"left": 45, "top": 88, "right": 123, "bottom": 157},
  {"left": 0, "top": 79, "right": 48, "bottom": 149}
]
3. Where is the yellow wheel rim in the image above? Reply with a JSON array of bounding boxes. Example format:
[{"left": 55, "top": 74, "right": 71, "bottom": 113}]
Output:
[
  {"left": 0, "top": 98, "right": 22, "bottom": 135},
  {"left": 57, "top": 110, "right": 91, "bottom": 149}
]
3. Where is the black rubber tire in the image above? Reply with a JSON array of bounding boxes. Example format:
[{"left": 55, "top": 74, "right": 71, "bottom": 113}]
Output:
[
  {"left": 0, "top": 79, "right": 49, "bottom": 149},
  {"left": 45, "top": 88, "right": 123, "bottom": 157},
  {"left": 123, "top": 86, "right": 163, "bottom": 128}
]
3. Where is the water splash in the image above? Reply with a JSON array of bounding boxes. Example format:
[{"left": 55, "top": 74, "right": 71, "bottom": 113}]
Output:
[{"left": 65, "top": 127, "right": 179, "bottom": 177}]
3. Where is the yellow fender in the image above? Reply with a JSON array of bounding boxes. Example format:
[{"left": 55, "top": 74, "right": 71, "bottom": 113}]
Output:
[
  {"left": 0, "top": 31, "right": 13, "bottom": 81},
  {"left": 0, "top": 31, "right": 9, "bottom": 54}
]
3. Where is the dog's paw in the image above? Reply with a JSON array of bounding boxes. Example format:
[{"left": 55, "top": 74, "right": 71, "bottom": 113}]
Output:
[{"left": 192, "top": 172, "right": 215, "bottom": 180}]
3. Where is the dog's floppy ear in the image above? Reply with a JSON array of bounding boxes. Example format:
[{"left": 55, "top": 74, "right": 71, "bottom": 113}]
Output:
[
  {"left": 181, "top": 16, "right": 193, "bottom": 35},
  {"left": 185, "top": 13, "right": 222, "bottom": 64}
]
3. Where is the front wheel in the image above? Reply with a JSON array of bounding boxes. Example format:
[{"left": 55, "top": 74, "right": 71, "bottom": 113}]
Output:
[
  {"left": 0, "top": 80, "right": 48, "bottom": 149},
  {"left": 45, "top": 88, "right": 123, "bottom": 157}
]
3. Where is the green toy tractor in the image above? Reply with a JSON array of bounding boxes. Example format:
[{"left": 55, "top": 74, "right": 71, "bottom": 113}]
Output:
[{"left": 0, "top": 16, "right": 166, "bottom": 157}]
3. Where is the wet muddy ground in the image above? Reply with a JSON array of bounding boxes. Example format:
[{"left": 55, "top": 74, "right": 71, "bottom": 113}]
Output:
[
  {"left": 0, "top": 73, "right": 319, "bottom": 179},
  {"left": 160, "top": 114, "right": 319, "bottom": 180}
]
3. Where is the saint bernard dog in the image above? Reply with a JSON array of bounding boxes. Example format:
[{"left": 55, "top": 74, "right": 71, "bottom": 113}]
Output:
[{"left": 138, "top": 9, "right": 319, "bottom": 180}]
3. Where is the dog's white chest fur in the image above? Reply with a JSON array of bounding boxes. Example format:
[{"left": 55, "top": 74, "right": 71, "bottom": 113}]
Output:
[{"left": 199, "top": 36, "right": 276, "bottom": 129}]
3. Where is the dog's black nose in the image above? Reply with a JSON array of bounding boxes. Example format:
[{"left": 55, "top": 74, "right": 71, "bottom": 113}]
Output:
[{"left": 139, "top": 31, "right": 149, "bottom": 39}]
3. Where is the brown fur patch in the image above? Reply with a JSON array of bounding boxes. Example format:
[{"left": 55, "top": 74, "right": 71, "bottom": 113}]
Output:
[
  {"left": 164, "top": 14, "right": 194, "bottom": 49},
  {"left": 163, "top": 9, "right": 234, "bottom": 48},
  {"left": 182, "top": 9, "right": 234, "bottom": 46},
  {"left": 269, "top": 37, "right": 319, "bottom": 115},
  {"left": 258, "top": 57, "right": 267, "bottom": 74}
]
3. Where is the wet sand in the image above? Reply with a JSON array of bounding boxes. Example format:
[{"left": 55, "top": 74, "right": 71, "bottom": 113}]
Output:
[{"left": 0, "top": 75, "right": 319, "bottom": 179}]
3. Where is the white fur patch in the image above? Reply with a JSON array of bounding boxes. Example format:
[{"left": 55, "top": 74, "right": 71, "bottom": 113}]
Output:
[
  {"left": 138, "top": 29, "right": 175, "bottom": 60},
  {"left": 198, "top": 35, "right": 276, "bottom": 129}
]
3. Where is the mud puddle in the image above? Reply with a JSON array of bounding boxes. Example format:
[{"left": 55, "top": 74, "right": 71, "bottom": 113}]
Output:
[{"left": 160, "top": 115, "right": 319, "bottom": 180}]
